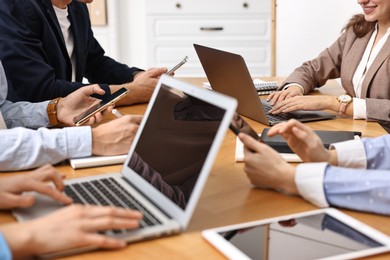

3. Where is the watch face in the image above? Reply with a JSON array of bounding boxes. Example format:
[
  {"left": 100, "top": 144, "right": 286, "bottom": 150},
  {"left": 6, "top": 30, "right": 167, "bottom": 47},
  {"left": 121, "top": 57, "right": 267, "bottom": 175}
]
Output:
[{"left": 338, "top": 95, "right": 352, "bottom": 102}]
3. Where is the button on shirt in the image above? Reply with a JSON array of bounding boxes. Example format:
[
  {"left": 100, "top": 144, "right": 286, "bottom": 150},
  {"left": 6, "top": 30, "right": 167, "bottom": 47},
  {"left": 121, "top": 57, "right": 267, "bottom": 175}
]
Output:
[{"left": 295, "top": 135, "right": 390, "bottom": 215}]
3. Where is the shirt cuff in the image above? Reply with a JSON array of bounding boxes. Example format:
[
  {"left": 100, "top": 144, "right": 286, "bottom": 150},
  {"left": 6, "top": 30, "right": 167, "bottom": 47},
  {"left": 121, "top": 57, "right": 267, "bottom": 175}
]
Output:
[
  {"left": 330, "top": 139, "right": 367, "bottom": 168},
  {"left": 0, "top": 233, "right": 12, "bottom": 260},
  {"left": 64, "top": 126, "right": 93, "bottom": 158},
  {"left": 282, "top": 83, "right": 305, "bottom": 94},
  {"left": 295, "top": 163, "right": 329, "bottom": 208},
  {"left": 352, "top": 98, "right": 367, "bottom": 119}
]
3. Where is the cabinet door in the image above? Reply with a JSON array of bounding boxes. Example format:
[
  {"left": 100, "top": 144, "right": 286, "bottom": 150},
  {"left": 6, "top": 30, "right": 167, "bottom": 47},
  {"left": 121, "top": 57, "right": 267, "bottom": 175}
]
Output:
[{"left": 146, "top": 0, "right": 273, "bottom": 77}]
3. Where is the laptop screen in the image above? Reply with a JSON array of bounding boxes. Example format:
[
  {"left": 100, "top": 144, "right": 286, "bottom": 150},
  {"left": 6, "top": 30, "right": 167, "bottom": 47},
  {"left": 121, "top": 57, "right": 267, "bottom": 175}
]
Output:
[{"left": 127, "top": 84, "right": 226, "bottom": 210}]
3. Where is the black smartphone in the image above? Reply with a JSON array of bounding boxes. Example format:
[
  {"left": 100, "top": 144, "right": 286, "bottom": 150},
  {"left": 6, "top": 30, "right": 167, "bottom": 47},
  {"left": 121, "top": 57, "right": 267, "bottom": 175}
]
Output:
[
  {"left": 230, "top": 113, "right": 260, "bottom": 141},
  {"left": 167, "top": 56, "right": 188, "bottom": 75},
  {"left": 73, "top": 87, "right": 128, "bottom": 126}
]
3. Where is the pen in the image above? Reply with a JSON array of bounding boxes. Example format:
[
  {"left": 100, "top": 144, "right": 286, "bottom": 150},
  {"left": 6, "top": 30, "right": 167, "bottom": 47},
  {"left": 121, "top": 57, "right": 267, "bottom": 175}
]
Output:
[{"left": 112, "top": 109, "right": 123, "bottom": 118}]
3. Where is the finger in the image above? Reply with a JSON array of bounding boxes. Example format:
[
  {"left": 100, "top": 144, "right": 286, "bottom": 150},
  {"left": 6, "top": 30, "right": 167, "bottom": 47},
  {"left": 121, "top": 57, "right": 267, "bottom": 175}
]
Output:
[
  {"left": 84, "top": 84, "right": 106, "bottom": 96},
  {"left": 128, "top": 115, "right": 143, "bottom": 125},
  {"left": 267, "top": 122, "right": 288, "bottom": 136},
  {"left": 238, "top": 133, "right": 263, "bottom": 153},
  {"left": 0, "top": 193, "right": 36, "bottom": 209},
  {"left": 31, "top": 164, "right": 66, "bottom": 192},
  {"left": 26, "top": 182, "right": 72, "bottom": 205},
  {"left": 145, "top": 67, "right": 167, "bottom": 77},
  {"left": 266, "top": 91, "right": 277, "bottom": 101},
  {"left": 82, "top": 206, "right": 143, "bottom": 219},
  {"left": 81, "top": 216, "right": 141, "bottom": 233}
]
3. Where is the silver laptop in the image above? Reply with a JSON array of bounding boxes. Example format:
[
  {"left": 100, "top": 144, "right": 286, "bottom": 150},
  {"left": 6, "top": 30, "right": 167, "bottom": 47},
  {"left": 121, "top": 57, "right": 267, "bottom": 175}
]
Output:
[
  {"left": 13, "top": 75, "right": 237, "bottom": 257},
  {"left": 194, "top": 44, "right": 336, "bottom": 125}
]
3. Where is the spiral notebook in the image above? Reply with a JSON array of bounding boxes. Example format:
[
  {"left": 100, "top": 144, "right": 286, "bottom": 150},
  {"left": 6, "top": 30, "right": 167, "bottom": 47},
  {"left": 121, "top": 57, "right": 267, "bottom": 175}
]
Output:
[
  {"left": 203, "top": 79, "right": 278, "bottom": 96},
  {"left": 253, "top": 79, "right": 278, "bottom": 95}
]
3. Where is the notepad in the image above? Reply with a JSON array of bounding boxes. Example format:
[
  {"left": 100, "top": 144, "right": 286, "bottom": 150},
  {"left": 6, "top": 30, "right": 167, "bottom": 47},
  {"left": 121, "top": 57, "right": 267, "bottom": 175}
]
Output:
[
  {"left": 69, "top": 154, "right": 127, "bottom": 169},
  {"left": 253, "top": 79, "right": 278, "bottom": 95},
  {"left": 203, "top": 79, "right": 278, "bottom": 96}
]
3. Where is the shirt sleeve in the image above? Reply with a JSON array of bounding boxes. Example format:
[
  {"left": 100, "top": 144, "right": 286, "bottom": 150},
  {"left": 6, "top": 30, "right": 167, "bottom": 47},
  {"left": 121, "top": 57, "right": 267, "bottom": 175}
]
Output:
[
  {"left": 324, "top": 165, "right": 390, "bottom": 215},
  {"left": 330, "top": 135, "right": 390, "bottom": 170},
  {"left": 0, "top": 233, "right": 12, "bottom": 260},
  {"left": 295, "top": 163, "right": 329, "bottom": 208},
  {"left": 0, "top": 126, "right": 92, "bottom": 171},
  {"left": 0, "top": 60, "right": 49, "bottom": 129},
  {"left": 352, "top": 98, "right": 367, "bottom": 119},
  {"left": 330, "top": 139, "right": 367, "bottom": 168},
  {"left": 362, "top": 135, "right": 390, "bottom": 170}
]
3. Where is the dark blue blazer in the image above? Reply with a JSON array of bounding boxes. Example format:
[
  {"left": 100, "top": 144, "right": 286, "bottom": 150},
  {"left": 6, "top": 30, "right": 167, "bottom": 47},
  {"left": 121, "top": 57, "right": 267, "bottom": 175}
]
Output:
[{"left": 0, "top": 0, "right": 142, "bottom": 102}]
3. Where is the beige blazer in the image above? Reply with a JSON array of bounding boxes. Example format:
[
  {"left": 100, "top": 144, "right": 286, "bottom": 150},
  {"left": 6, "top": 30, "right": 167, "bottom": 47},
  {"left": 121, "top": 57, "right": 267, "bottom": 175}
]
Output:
[{"left": 282, "top": 26, "right": 390, "bottom": 132}]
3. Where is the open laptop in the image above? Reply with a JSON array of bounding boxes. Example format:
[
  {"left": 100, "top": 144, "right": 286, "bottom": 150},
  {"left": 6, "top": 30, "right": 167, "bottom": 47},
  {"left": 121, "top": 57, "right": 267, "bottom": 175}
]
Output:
[
  {"left": 13, "top": 75, "right": 237, "bottom": 257},
  {"left": 194, "top": 44, "right": 336, "bottom": 125}
]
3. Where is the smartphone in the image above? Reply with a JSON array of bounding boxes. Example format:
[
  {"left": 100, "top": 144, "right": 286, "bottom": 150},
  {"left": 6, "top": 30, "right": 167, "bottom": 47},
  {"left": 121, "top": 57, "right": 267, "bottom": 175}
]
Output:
[
  {"left": 73, "top": 87, "right": 128, "bottom": 126},
  {"left": 167, "top": 56, "right": 188, "bottom": 75},
  {"left": 230, "top": 113, "right": 260, "bottom": 141}
]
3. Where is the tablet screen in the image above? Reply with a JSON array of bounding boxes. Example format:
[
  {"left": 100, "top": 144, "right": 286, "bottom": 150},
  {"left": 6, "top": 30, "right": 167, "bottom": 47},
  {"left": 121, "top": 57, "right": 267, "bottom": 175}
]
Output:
[{"left": 217, "top": 212, "right": 383, "bottom": 259}]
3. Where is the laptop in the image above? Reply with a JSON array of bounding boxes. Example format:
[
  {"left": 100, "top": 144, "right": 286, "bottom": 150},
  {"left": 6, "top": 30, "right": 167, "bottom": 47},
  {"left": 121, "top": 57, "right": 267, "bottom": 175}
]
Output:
[
  {"left": 194, "top": 44, "right": 336, "bottom": 125},
  {"left": 13, "top": 75, "right": 237, "bottom": 257}
]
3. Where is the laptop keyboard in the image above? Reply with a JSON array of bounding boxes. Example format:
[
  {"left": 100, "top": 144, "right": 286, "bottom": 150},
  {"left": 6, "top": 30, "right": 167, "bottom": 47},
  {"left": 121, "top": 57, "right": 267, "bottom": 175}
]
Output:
[
  {"left": 261, "top": 100, "right": 292, "bottom": 122},
  {"left": 64, "top": 177, "right": 162, "bottom": 232}
]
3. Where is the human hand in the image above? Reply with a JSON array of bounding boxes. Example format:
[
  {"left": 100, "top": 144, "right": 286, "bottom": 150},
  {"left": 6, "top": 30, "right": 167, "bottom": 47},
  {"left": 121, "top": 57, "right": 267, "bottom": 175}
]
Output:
[
  {"left": 267, "top": 85, "right": 304, "bottom": 105},
  {"left": 117, "top": 67, "right": 168, "bottom": 105},
  {"left": 57, "top": 84, "right": 111, "bottom": 126},
  {"left": 91, "top": 114, "right": 143, "bottom": 155},
  {"left": 239, "top": 133, "right": 298, "bottom": 195},
  {"left": 0, "top": 164, "right": 72, "bottom": 210},
  {"left": 1, "top": 204, "right": 142, "bottom": 258},
  {"left": 267, "top": 119, "right": 336, "bottom": 164},
  {"left": 268, "top": 95, "right": 337, "bottom": 114}
]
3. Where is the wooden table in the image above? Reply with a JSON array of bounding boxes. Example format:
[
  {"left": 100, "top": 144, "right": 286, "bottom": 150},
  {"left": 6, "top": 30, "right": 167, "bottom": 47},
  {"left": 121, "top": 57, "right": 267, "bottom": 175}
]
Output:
[{"left": 1, "top": 78, "right": 389, "bottom": 260}]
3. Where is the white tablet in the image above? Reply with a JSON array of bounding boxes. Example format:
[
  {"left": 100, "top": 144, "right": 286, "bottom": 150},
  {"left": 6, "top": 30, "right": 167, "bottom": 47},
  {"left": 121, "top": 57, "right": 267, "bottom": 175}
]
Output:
[{"left": 202, "top": 208, "right": 390, "bottom": 260}]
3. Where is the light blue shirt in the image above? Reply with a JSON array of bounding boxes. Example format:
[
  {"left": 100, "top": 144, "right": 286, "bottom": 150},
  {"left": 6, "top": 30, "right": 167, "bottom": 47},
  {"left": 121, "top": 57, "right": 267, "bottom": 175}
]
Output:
[
  {"left": 0, "top": 233, "right": 11, "bottom": 260},
  {"left": 0, "top": 61, "right": 92, "bottom": 171},
  {"left": 324, "top": 135, "right": 390, "bottom": 215},
  {"left": 0, "top": 61, "right": 49, "bottom": 129},
  {"left": 295, "top": 135, "right": 390, "bottom": 215}
]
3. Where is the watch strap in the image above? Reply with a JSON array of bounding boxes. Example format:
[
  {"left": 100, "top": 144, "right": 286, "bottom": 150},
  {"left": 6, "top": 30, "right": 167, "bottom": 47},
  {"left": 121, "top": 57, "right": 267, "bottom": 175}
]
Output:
[{"left": 47, "top": 97, "right": 61, "bottom": 126}]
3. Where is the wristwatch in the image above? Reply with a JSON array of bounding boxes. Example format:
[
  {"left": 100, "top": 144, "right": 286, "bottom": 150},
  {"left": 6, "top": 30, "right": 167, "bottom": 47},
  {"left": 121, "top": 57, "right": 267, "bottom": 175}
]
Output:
[
  {"left": 336, "top": 94, "right": 352, "bottom": 116},
  {"left": 47, "top": 97, "right": 61, "bottom": 126}
]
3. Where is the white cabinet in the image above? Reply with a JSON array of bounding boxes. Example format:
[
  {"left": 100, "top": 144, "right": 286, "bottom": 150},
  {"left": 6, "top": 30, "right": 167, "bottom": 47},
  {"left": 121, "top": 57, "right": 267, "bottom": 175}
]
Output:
[{"left": 145, "top": 0, "right": 273, "bottom": 77}]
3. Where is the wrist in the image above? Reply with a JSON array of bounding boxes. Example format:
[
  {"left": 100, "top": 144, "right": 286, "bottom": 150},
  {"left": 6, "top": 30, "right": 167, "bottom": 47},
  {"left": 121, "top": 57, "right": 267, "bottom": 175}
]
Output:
[
  {"left": 2, "top": 223, "right": 34, "bottom": 259},
  {"left": 328, "top": 150, "right": 338, "bottom": 166},
  {"left": 281, "top": 165, "right": 299, "bottom": 195}
]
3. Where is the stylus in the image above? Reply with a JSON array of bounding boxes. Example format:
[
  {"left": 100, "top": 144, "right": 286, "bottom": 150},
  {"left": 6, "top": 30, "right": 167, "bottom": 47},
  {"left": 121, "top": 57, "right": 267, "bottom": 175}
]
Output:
[{"left": 112, "top": 109, "right": 123, "bottom": 118}]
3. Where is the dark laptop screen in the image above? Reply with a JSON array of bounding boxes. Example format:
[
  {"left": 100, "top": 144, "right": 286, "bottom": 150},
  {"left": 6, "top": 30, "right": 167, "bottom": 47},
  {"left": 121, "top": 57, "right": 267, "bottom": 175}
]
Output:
[{"left": 127, "top": 84, "right": 225, "bottom": 209}]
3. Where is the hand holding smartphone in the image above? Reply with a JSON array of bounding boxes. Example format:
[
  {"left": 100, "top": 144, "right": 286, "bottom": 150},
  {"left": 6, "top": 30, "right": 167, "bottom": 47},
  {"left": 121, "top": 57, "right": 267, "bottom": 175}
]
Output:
[
  {"left": 73, "top": 87, "right": 129, "bottom": 126},
  {"left": 167, "top": 56, "right": 188, "bottom": 75},
  {"left": 230, "top": 113, "right": 260, "bottom": 141}
]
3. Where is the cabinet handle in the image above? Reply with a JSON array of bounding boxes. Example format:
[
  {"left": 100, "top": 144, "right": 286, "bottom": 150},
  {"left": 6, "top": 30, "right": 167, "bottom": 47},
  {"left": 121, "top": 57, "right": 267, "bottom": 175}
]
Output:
[
  {"left": 176, "top": 3, "right": 182, "bottom": 9},
  {"left": 243, "top": 2, "right": 249, "bottom": 8},
  {"left": 200, "top": 27, "right": 224, "bottom": 31}
]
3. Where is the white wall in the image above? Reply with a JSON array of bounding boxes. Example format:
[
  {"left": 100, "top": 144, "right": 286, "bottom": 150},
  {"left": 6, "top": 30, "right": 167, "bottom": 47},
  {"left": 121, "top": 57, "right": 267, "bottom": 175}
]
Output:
[
  {"left": 94, "top": 1, "right": 362, "bottom": 76},
  {"left": 276, "top": 0, "right": 361, "bottom": 76}
]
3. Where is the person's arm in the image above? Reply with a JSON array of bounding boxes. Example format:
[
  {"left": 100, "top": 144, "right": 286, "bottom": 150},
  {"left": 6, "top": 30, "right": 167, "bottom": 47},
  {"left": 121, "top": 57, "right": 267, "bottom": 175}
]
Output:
[
  {"left": 0, "top": 127, "right": 91, "bottom": 171},
  {"left": 0, "top": 205, "right": 142, "bottom": 259},
  {"left": 323, "top": 165, "right": 390, "bottom": 215}
]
